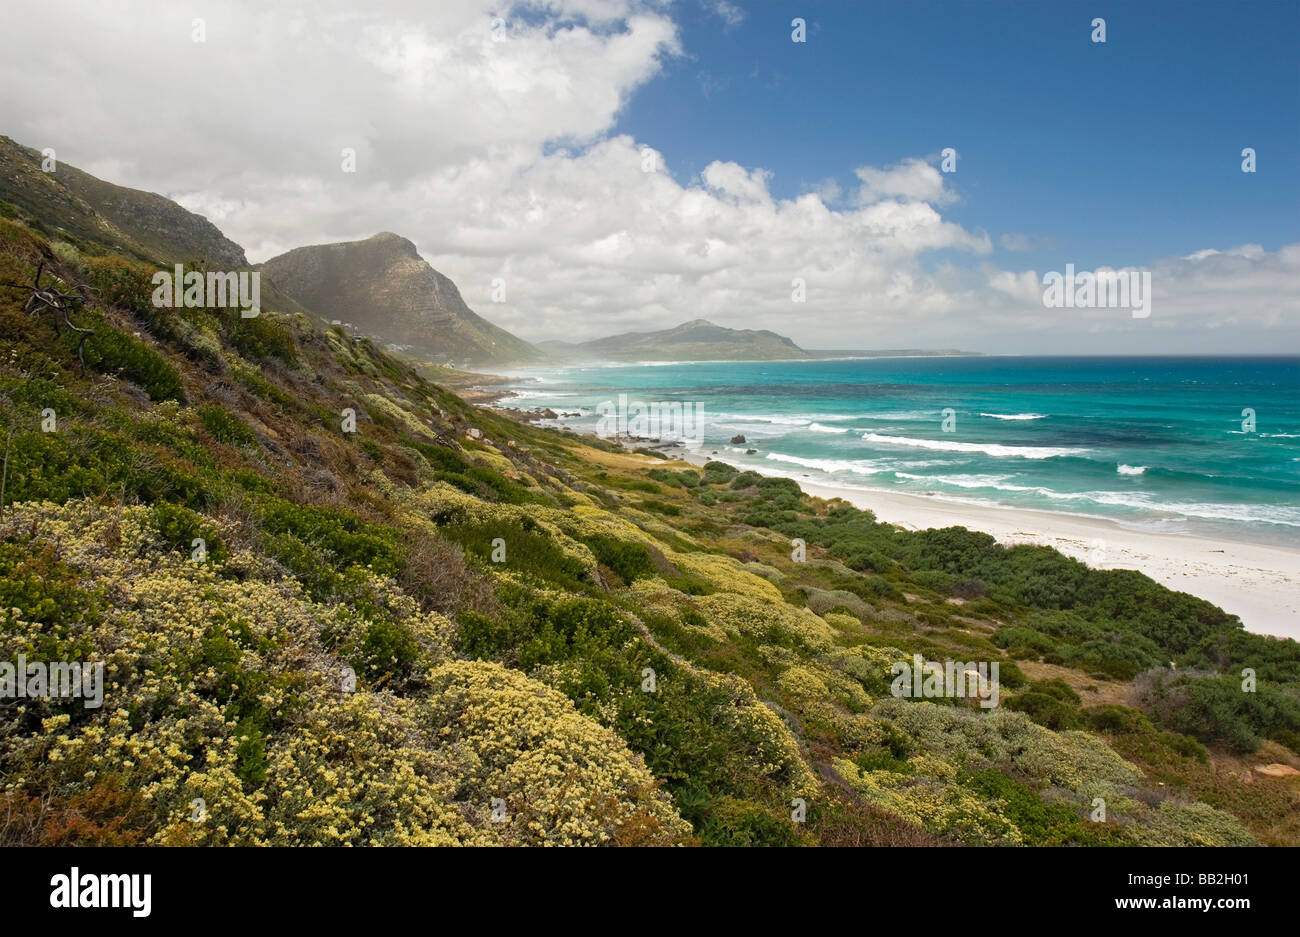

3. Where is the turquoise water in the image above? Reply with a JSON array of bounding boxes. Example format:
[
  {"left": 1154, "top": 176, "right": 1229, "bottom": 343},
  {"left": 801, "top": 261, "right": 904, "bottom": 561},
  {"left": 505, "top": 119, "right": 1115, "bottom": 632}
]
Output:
[{"left": 500, "top": 356, "right": 1300, "bottom": 548}]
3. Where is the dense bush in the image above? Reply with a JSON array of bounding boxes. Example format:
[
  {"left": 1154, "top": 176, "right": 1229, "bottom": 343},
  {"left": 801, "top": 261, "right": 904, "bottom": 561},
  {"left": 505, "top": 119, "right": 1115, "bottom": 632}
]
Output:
[
  {"left": 224, "top": 312, "right": 297, "bottom": 364},
  {"left": 77, "top": 323, "right": 184, "bottom": 401},
  {"left": 647, "top": 468, "right": 699, "bottom": 489},
  {"left": 701, "top": 460, "right": 738, "bottom": 484},
  {"left": 198, "top": 404, "right": 256, "bottom": 447},
  {"left": 441, "top": 517, "right": 588, "bottom": 592},
  {"left": 963, "top": 768, "right": 1116, "bottom": 846},
  {"left": 1082, "top": 704, "right": 1154, "bottom": 735},
  {"left": 1136, "top": 671, "right": 1300, "bottom": 754},
  {"left": 258, "top": 499, "right": 404, "bottom": 598},
  {"left": 150, "top": 501, "right": 228, "bottom": 564},
  {"left": 1005, "top": 691, "right": 1081, "bottom": 730},
  {"left": 583, "top": 534, "right": 655, "bottom": 584},
  {"left": 79, "top": 255, "right": 152, "bottom": 314}
]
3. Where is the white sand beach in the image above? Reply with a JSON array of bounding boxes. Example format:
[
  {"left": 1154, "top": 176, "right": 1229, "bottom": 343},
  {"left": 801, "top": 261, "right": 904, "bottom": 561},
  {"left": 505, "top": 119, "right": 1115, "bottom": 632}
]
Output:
[{"left": 671, "top": 449, "right": 1300, "bottom": 641}]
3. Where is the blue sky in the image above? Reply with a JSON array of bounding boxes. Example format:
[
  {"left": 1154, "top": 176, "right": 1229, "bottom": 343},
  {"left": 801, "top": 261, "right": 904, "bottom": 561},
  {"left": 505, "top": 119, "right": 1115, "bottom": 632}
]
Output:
[
  {"left": 617, "top": 0, "right": 1300, "bottom": 275},
  {"left": 7, "top": 0, "right": 1296, "bottom": 352}
]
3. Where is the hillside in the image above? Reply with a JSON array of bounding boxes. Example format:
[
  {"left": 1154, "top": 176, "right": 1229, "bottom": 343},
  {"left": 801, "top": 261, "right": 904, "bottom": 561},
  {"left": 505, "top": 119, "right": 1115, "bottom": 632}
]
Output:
[
  {"left": 0, "top": 135, "right": 247, "bottom": 268},
  {"left": 0, "top": 203, "right": 1298, "bottom": 846},
  {"left": 540, "top": 318, "right": 810, "bottom": 362},
  {"left": 260, "top": 233, "right": 543, "bottom": 367}
]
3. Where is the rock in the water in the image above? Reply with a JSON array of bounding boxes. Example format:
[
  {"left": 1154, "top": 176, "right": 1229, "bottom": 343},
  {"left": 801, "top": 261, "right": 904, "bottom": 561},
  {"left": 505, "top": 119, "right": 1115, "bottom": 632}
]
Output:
[{"left": 730, "top": 434, "right": 746, "bottom": 444}]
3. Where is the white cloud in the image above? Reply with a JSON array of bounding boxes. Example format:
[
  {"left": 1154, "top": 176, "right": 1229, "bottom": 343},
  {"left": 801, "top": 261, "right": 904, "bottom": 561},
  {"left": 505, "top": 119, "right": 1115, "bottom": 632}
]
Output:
[
  {"left": 854, "top": 158, "right": 955, "bottom": 206},
  {"left": 0, "top": 0, "right": 1293, "bottom": 354},
  {"left": 709, "top": 1, "right": 746, "bottom": 28},
  {"left": 701, "top": 161, "right": 773, "bottom": 203}
]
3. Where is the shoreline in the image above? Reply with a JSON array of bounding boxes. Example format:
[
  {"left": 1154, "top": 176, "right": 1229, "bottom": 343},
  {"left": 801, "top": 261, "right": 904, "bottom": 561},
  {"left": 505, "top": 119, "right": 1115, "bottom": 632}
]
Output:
[{"left": 667, "top": 446, "right": 1300, "bottom": 641}]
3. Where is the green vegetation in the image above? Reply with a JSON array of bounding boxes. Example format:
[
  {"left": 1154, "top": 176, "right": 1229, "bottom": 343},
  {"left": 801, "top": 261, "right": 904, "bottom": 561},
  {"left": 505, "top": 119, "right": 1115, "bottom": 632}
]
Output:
[{"left": 0, "top": 211, "right": 1294, "bottom": 848}]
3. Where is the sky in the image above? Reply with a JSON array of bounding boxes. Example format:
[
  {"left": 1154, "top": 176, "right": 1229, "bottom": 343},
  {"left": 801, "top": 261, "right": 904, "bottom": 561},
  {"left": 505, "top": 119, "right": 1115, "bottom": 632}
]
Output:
[{"left": 2, "top": 0, "right": 1298, "bottom": 354}]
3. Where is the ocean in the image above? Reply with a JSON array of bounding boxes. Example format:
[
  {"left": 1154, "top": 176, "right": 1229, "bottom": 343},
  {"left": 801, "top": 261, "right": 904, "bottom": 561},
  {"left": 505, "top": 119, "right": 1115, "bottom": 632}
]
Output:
[{"left": 498, "top": 356, "right": 1300, "bottom": 548}]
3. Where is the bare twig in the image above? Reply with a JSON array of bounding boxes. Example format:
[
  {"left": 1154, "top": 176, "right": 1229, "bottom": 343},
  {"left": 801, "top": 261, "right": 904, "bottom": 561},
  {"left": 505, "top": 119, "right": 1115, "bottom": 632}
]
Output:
[{"left": 0, "top": 260, "right": 96, "bottom": 368}]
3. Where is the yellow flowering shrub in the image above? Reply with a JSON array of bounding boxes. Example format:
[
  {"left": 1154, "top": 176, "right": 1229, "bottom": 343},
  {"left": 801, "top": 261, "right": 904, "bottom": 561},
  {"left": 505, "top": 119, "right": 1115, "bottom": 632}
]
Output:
[
  {"left": 668, "top": 552, "right": 784, "bottom": 602},
  {"left": 831, "top": 644, "right": 908, "bottom": 690},
  {"left": 694, "top": 592, "right": 836, "bottom": 651},
  {"left": 833, "top": 757, "right": 1023, "bottom": 845},
  {"left": 776, "top": 665, "right": 830, "bottom": 701},
  {"left": 822, "top": 611, "right": 863, "bottom": 633},
  {"left": 423, "top": 661, "right": 688, "bottom": 845},
  {"left": 363, "top": 392, "right": 437, "bottom": 440},
  {"left": 0, "top": 500, "right": 688, "bottom": 846},
  {"left": 410, "top": 485, "right": 599, "bottom": 576},
  {"left": 698, "top": 671, "right": 819, "bottom": 799}
]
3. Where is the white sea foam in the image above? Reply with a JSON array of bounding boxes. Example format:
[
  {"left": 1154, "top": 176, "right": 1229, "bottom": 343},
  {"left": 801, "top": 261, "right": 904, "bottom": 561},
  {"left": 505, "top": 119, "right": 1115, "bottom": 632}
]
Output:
[
  {"left": 1088, "top": 494, "right": 1300, "bottom": 527},
  {"left": 507, "top": 390, "right": 578, "bottom": 401},
  {"left": 1117, "top": 464, "right": 1147, "bottom": 475},
  {"left": 718, "top": 412, "right": 859, "bottom": 426},
  {"left": 980, "top": 412, "right": 1047, "bottom": 421},
  {"left": 895, "top": 472, "right": 1016, "bottom": 489},
  {"left": 764, "top": 452, "right": 888, "bottom": 475},
  {"left": 864, "top": 410, "right": 941, "bottom": 421},
  {"left": 713, "top": 414, "right": 810, "bottom": 428},
  {"left": 861, "top": 432, "right": 1086, "bottom": 459},
  {"left": 807, "top": 422, "right": 850, "bottom": 434},
  {"left": 888, "top": 473, "right": 1300, "bottom": 528}
]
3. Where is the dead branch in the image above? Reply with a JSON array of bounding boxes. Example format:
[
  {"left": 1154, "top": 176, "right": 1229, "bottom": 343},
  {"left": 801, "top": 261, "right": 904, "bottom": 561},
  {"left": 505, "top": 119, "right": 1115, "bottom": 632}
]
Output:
[{"left": 0, "top": 260, "right": 96, "bottom": 368}]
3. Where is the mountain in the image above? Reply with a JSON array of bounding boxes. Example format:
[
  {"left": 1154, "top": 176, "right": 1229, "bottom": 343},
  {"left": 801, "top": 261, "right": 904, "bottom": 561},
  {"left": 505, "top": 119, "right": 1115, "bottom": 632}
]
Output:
[
  {"left": 0, "top": 137, "right": 533, "bottom": 368},
  {"left": 539, "top": 318, "right": 809, "bottom": 362},
  {"left": 0, "top": 134, "right": 247, "bottom": 267},
  {"left": 260, "top": 232, "right": 543, "bottom": 367}
]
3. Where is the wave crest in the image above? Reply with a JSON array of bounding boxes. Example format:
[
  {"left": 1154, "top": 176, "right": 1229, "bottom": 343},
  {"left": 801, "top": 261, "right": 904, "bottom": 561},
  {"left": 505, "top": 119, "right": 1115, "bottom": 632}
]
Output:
[{"left": 861, "top": 432, "right": 1086, "bottom": 460}]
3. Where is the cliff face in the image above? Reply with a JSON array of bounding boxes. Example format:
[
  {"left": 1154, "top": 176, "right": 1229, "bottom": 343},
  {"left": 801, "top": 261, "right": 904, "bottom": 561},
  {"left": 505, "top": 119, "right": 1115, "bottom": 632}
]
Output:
[{"left": 260, "top": 232, "right": 542, "bottom": 366}]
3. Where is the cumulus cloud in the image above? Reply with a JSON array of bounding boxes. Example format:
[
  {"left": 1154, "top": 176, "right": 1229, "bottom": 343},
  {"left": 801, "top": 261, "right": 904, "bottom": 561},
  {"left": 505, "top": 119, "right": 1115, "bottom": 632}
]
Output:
[
  {"left": 855, "top": 158, "right": 956, "bottom": 206},
  {"left": 965, "top": 246, "right": 1300, "bottom": 352},
  {"left": 0, "top": 0, "right": 1293, "bottom": 354}
]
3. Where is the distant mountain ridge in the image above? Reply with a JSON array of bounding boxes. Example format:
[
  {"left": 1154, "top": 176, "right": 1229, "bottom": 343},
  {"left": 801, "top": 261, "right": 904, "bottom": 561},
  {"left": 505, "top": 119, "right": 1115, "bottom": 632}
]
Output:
[
  {"left": 260, "top": 233, "right": 544, "bottom": 367},
  {"left": 540, "top": 318, "right": 810, "bottom": 362},
  {"left": 0, "top": 134, "right": 971, "bottom": 369}
]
